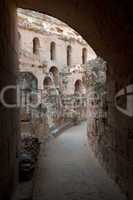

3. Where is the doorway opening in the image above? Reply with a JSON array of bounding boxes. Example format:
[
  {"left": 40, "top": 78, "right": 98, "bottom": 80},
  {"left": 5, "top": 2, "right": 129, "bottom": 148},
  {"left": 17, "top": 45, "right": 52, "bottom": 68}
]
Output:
[{"left": 14, "top": 7, "right": 124, "bottom": 200}]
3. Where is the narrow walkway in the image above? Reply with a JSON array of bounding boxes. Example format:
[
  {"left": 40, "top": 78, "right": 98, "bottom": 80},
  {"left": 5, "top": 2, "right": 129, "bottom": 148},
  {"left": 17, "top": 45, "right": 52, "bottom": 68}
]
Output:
[{"left": 33, "top": 122, "right": 126, "bottom": 200}]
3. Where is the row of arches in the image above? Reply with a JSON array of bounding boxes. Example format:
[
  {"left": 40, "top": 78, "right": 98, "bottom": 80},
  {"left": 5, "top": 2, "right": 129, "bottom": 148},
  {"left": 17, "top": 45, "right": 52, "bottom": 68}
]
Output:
[
  {"left": 19, "top": 34, "right": 88, "bottom": 65},
  {"left": 44, "top": 66, "right": 59, "bottom": 88},
  {"left": 32, "top": 38, "right": 88, "bottom": 65},
  {"left": 18, "top": 70, "right": 85, "bottom": 94},
  {"left": 18, "top": 66, "right": 59, "bottom": 90},
  {"left": 18, "top": 72, "right": 38, "bottom": 91}
]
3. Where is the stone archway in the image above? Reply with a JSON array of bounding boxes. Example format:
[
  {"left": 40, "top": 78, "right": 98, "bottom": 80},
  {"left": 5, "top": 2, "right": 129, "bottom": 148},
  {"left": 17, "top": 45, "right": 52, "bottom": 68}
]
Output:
[
  {"left": 74, "top": 79, "right": 82, "bottom": 94},
  {"left": 49, "top": 66, "right": 59, "bottom": 86},
  {"left": 43, "top": 76, "right": 52, "bottom": 90},
  {"left": 74, "top": 79, "right": 87, "bottom": 119},
  {"left": 18, "top": 72, "right": 38, "bottom": 91},
  {"left": 1, "top": 1, "right": 133, "bottom": 199},
  {"left": 17, "top": 0, "right": 132, "bottom": 76},
  {"left": 74, "top": 79, "right": 86, "bottom": 94},
  {"left": 33, "top": 37, "right": 40, "bottom": 55}
]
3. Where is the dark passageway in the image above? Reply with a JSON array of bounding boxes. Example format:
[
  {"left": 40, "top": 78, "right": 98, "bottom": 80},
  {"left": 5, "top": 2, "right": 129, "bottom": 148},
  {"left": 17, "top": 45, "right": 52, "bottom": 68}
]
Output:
[
  {"left": 0, "top": 1, "right": 133, "bottom": 199},
  {"left": 33, "top": 122, "right": 126, "bottom": 200}
]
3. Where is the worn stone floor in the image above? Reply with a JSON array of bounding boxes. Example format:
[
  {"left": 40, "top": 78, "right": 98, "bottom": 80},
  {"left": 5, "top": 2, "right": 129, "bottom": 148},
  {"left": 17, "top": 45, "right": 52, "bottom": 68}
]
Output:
[{"left": 33, "top": 122, "right": 126, "bottom": 200}]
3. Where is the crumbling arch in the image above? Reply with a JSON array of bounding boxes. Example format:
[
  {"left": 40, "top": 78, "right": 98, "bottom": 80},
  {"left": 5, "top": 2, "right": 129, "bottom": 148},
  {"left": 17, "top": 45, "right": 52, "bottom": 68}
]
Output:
[
  {"left": 74, "top": 79, "right": 83, "bottom": 94},
  {"left": 2, "top": 1, "right": 133, "bottom": 199},
  {"left": 49, "top": 66, "right": 59, "bottom": 85},
  {"left": 43, "top": 76, "right": 52, "bottom": 89},
  {"left": 18, "top": 72, "right": 38, "bottom": 91},
  {"left": 17, "top": 0, "right": 131, "bottom": 73}
]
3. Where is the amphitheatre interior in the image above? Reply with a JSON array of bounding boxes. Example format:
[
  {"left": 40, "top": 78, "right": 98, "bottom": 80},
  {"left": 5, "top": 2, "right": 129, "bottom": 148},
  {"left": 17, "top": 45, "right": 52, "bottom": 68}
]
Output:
[{"left": 0, "top": 1, "right": 133, "bottom": 200}]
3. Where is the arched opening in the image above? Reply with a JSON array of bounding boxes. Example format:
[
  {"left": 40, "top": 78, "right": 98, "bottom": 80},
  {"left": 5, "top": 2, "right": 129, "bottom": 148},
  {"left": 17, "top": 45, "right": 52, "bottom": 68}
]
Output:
[
  {"left": 33, "top": 37, "right": 40, "bottom": 55},
  {"left": 82, "top": 48, "right": 87, "bottom": 64},
  {"left": 67, "top": 45, "right": 72, "bottom": 66},
  {"left": 43, "top": 76, "right": 52, "bottom": 89},
  {"left": 49, "top": 66, "right": 59, "bottom": 86},
  {"left": 74, "top": 79, "right": 83, "bottom": 94},
  {"left": 0, "top": 2, "right": 131, "bottom": 199},
  {"left": 18, "top": 72, "right": 38, "bottom": 91},
  {"left": 73, "top": 79, "right": 87, "bottom": 121},
  {"left": 18, "top": 72, "right": 38, "bottom": 120},
  {"left": 50, "top": 42, "right": 56, "bottom": 60}
]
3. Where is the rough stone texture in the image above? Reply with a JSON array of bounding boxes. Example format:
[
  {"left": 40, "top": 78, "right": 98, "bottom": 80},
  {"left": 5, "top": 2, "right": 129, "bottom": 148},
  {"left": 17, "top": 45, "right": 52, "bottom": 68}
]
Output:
[
  {"left": 17, "top": 10, "right": 88, "bottom": 129},
  {"left": 0, "top": 1, "right": 19, "bottom": 199},
  {"left": 33, "top": 122, "right": 126, "bottom": 200},
  {"left": 18, "top": 9, "right": 95, "bottom": 93},
  {"left": 15, "top": 0, "right": 132, "bottom": 197},
  {"left": 87, "top": 65, "right": 133, "bottom": 198},
  {"left": 31, "top": 117, "right": 49, "bottom": 140},
  {"left": 0, "top": 1, "right": 133, "bottom": 199}
]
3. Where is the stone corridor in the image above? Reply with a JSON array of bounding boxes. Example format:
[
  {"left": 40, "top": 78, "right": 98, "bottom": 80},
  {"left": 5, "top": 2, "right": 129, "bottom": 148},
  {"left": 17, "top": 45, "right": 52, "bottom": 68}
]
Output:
[{"left": 33, "top": 122, "right": 126, "bottom": 200}]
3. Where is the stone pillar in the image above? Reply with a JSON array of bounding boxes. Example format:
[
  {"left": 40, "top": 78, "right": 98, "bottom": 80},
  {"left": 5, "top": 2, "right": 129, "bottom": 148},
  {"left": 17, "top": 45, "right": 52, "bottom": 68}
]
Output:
[{"left": 0, "top": 1, "right": 19, "bottom": 199}]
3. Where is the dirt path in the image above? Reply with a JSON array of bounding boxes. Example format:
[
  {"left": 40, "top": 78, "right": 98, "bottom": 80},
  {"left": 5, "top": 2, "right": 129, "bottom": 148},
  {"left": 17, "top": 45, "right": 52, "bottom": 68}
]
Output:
[{"left": 33, "top": 122, "right": 126, "bottom": 200}]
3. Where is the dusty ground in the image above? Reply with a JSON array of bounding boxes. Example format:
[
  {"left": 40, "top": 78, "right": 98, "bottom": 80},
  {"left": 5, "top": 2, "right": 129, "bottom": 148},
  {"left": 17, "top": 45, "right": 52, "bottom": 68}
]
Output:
[{"left": 33, "top": 122, "right": 126, "bottom": 200}]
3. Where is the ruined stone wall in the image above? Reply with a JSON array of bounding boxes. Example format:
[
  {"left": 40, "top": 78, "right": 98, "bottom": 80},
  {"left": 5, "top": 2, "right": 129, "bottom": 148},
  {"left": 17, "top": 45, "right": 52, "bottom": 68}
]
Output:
[
  {"left": 17, "top": 14, "right": 89, "bottom": 130},
  {"left": 19, "top": 28, "right": 91, "bottom": 70},
  {"left": 18, "top": 27, "right": 94, "bottom": 92},
  {"left": 104, "top": 70, "right": 133, "bottom": 197},
  {"left": 62, "top": 71, "right": 85, "bottom": 95},
  {"left": 0, "top": 1, "right": 19, "bottom": 199},
  {"left": 87, "top": 61, "right": 133, "bottom": 198}
]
